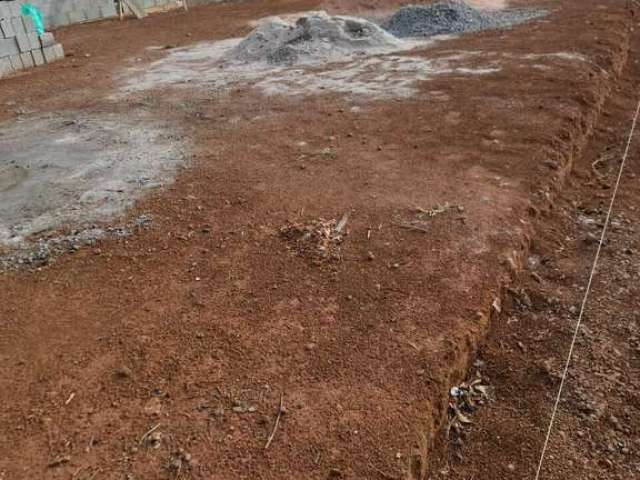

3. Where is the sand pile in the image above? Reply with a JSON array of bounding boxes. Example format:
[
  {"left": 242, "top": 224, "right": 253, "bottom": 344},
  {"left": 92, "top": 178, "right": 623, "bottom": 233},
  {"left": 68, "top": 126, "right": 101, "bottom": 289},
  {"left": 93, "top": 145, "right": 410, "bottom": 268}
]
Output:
[
  {"left": 226, "top": 11, "right": 405, "bottom": 65},
  {"left": 383, "top": 1, "right": 544, "bottom": 38}
]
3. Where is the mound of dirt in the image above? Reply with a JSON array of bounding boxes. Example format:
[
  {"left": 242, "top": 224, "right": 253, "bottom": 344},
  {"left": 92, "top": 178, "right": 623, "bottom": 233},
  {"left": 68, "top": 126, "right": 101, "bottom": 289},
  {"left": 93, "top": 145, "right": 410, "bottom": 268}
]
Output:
[
  {"left": 226, "top": 10, "right": 405, "bottom": 65},
  {"left": 383, "top": 1, "right": 544, "bottom": 38}
]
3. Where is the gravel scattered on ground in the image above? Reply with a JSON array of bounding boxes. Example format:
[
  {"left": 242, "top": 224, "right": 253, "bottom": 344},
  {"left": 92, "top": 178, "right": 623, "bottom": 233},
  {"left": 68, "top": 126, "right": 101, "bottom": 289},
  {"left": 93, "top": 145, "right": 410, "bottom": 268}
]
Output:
[
  {"left": 0, "top": 215, "right": 153, "bottom": 271},
  {"left": 382, "top": 1, "right": 545, "bottom": 38}
]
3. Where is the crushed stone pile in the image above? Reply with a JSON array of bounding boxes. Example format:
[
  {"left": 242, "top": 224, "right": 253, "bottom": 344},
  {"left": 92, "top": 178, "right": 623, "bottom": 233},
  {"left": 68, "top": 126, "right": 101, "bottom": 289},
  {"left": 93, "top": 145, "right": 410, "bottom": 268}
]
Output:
[
  {"left": 226, "top": 11, "right": 405, "bottom": 65},
  {"left": 382, "top": 1, "right": 545, "bottom": 38}
]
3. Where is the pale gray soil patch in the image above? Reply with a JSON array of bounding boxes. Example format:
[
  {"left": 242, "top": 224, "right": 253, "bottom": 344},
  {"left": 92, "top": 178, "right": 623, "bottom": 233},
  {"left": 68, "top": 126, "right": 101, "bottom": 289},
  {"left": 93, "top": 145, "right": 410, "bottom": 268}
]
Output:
[
  {"left": 0, "top": 113, "right": 186, "bottom": 251},
  {"left": 117, "top": 35, "right": 506, "bottom": 100},
  {"left": 119, "top": 42, "right": 587, "bottom": 101}
]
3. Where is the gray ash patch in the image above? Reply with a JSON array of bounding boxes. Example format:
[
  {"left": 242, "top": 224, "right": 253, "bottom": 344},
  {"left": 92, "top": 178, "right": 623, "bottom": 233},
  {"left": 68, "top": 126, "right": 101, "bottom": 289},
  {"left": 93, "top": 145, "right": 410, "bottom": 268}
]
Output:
[
  {"left": 0, "top": 112, "right": 185, "bottom": 249},
  {"left": 382, "top": 2, "right": 545, "bottom": 38}
]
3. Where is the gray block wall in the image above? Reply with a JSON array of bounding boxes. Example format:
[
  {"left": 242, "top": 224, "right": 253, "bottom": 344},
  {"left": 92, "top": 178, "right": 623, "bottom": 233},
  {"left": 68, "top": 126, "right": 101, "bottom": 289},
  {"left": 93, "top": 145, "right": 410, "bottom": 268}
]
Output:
[
  {"left": 12, "top": 0, "right": 118, "bottom": 28},
  {"left": 4, "top": 1, "right": 231, "bottom": 31},
  {"left": 9, "top": 0, "right": 184, "bottom": 29},
  {"left": 0, "top": 1, "right": 64, "bottom": 79}
]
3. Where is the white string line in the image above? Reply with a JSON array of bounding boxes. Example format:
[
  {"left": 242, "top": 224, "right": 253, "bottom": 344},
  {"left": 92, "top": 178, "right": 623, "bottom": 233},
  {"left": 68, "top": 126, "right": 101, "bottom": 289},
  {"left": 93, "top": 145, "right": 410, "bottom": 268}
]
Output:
[{"left": 533, "top": 97, "right": 640, "bottom": 480}]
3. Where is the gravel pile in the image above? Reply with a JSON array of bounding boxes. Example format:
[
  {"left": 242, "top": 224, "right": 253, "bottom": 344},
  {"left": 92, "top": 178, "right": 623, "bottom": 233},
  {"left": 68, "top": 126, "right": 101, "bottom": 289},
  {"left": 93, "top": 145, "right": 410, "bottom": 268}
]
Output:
[
  {"left": 382, "top": 1, "right": 545, "bottom": 38},
  {"left": 226, "top": 11, "right": 404, "bottom": 65}
]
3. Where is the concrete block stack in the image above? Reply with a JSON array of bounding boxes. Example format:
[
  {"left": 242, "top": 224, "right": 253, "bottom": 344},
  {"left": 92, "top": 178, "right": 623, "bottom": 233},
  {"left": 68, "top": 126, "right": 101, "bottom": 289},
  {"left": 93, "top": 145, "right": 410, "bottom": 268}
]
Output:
[
  {"left": 0, "top": 1, "right": 64, "bottom": 79},
  {"left": 13, "top": 0, "right": 118, "bottom": 29},
  {"left": 3, "top": 1, "right": 228, "bottom": 32}
]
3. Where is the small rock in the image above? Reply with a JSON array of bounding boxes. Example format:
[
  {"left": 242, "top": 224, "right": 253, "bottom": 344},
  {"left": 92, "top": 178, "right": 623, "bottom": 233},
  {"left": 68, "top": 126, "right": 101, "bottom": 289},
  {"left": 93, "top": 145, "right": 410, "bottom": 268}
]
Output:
[
  {"left": 327, "top": 468, "right": 343, "bottom": 479},
  {"left": 144, "top": 397, "right": 162, "bottom": 417},
  {"left": 213, "top": 406, "right": 225, "bottom": 417},
  {"left": 148, "top": 431, "right": 162, "bottom": 449},
  {"left": 232, "top": 400, "right": 256, "bottom": 413},
  {"left": 115, "top": 366, "right": 133, "bottom": 379},
  {"left": 47, "top": 456, "right": 71, "bottom": 468},
  {"left": 473, "top": 359, "right": 486, "bottom": 369}
]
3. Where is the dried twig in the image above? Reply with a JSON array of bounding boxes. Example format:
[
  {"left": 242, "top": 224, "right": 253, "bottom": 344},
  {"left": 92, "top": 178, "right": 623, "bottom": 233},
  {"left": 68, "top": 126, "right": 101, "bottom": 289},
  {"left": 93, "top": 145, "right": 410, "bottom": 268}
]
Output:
[
  {"left": 264, "top": 394, "right": 284, "bottom": 450},
  {"left": 395, "top": 222, "right": 430, "bottom": 233},
  {"left": 47, "top": 456, "right": 70, "bottom": 468},
  {"left": 139, "top": 423, "right": 161, "bottom": 446},
  {"left": 335, "top": 212, "right": 350, "bottom": 233}
]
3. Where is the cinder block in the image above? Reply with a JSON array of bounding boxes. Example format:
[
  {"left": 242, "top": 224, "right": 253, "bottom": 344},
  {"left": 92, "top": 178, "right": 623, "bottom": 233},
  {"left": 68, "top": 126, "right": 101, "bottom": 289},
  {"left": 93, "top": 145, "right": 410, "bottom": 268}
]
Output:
[
  {"left": 0, "top": 56, "right": 13, "bottom": 76},
  {"left": 86, "top": 6, "right": 101, "bottom": 20},
  {"left": 20, "top": 51, "right": 34, "bottom": 68},
  {"left": 39, "top": 32, "right": 55, "bottom": 48},
  {"left": 0, "top": 18, "right": 14, "bottom": 38},
  {"left": 10, "top": 17, "right": 24, "bottom": 35},
  {"left": 100, "top": 2, "right": 118, "bottom": 17},
  {"left": 21, "top": 15, "right": 35, "bottom": 33},
  {"left": 15, "top": 32, "right": 30, "bottom": 52},
  {"left": 0, "top": 37, "right": 19, "bottom": 56},
  {"left": 42, "top": 44, "right": 60, "bottom": 63},
  {"left": 42, "top": 44, "right": 55, "bottom": 63},
  {"left": 31, "top": 48, "right": 45, "bottom": 66},
  {"left": 8, "top": 54, "right": 23, "bottom": 70},
  {"left": 0, "top": 3, "right": 11, "bottom": 20},
  {"left": 51, "top": 14, "right": 70, "bottom": 27},
  {"left": 53, "top": 43, "right": 64, "bottom": 59},
  {"left": 33, "top": 2, "right": 53, "bottom": 18},
  {"left": 27, "top": 32, "right": 39, "bottom": 50},
  {"left": 8, "top": 3, "right": 21, "bottom": 17},
  {"left": 42, "top": 15, "right": 53, "bottom": 28},
  {"left": 67, "top": 10, "right": 86, "bottom": 24}
]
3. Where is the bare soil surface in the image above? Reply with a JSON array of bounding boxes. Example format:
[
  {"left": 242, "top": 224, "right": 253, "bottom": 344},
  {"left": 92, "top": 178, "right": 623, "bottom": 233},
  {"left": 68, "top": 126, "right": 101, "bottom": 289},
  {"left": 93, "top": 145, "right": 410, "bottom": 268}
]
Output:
[
  {"left": 431, "top": 17, "right": 640, "bottom": 479},
  {"left": 0, "top": 1, "right": 637, "bottom": 480}
]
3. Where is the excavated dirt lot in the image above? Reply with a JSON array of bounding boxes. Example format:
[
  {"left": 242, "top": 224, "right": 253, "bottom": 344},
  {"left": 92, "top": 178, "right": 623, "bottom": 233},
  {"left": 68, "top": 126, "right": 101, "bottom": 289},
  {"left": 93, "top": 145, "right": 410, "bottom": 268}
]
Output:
[{"left": 0, "top": 1, "right": 638, "bottom": 479}]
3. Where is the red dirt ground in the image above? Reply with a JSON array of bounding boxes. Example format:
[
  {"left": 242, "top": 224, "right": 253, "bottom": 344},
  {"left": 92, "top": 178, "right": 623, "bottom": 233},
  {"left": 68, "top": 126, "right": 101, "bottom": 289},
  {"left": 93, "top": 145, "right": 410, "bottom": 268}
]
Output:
[
  {"left": 0, "top": 1, "right": 637, "bottom": 479},
  {"left": 431, "top": 18, "right": 640, "bottom": 479}
]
